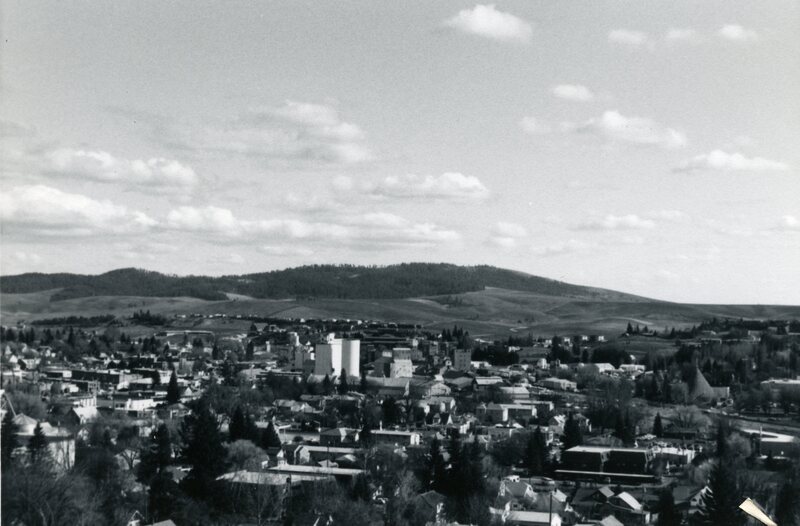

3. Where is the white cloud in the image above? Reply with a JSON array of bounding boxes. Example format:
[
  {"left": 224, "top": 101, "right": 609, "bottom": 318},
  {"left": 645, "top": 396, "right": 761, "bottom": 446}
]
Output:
[
  {"left": 0, "top": 185, "right": 157, "bottom": 236},
  {"left": 488, "top": 222, "right": 527, "bottom": 248},
  {"left": 365, "top": 172, "right": 490, "bottom": 201},
  {"left": 608, "top": 29, "right": 651, "bottom": 48},
  {"left": 717, "top": 24, "right": 758, "bottom": 41},
  {"left": 552, "top": 84, "right": 594, "bottom": 102},
  {"left": 570, "top": 110, "right": 686, "bottom": 149},
  {"left": 576, "top": 214, "right": 656, "bottom": 231},
  {"left": 519, "top": 116, "right": 552, "bottom": 135},
  {"left": 443, "top": 4, "right": 532, "bottom": 43},
  {"left": 779, "top": 215, "right": 799, "bottom": 231},
  {"left": 162, "top": 206, "right": 459, "bottom": 249},
  {"left": 12, "top": 251, "right": 42, "bottom": 265},
  {"left": 168, "top": 100, "right": 371, "bottom": 165},
  {"left": 46, "top": 148, "right": 198, "bottom": 188},
  {"left": 531, "top": 239, "right": 594, "bottom": 256},
  {"left": 675, "top": 150, "right": 789, "bottom": 172},
  {"left": 492, "top": 222, "right": 528, "bottom": 238}
]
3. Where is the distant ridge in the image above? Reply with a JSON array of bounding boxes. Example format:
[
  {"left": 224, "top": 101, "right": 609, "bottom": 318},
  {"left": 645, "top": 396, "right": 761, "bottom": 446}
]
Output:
[{"left": 0, "top": 263, "right": 646, "bottom": 303}]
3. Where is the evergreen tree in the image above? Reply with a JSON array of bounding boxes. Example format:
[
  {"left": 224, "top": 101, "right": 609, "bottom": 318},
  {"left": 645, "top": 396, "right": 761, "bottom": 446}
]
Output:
[
  {"left": 180, "top": 398, "right": 227, "bottom": 502},
  {"left": 229, "top": 406, "right": 246, "bottom": 442},
  {"left": 775, "top": 471, "right": 800, "bottom": 525},
  {"left": 338, "top": 369, "right": 349, "bottom": 394},
  {"left": 359, "top": 421, "right": 374, "bottom": 447},
  {"left": 140, "top": 423, "right": 172, "bottom": 478},
  {"left": 150, "top": 369, "right": 161, "bottom": 386},
  {"left": 525, "top": 427, "right": 547, "bottom": 475},
  {"left": 322, "top": 374, "right": 333, "bottom": 395},
  {"left": 1, "top": 411, "right": 19, "bottom": 468},
  {"left": 716, "top": 419, "right": 730, "bottom": 458},
  {"left": 359, "top": 372, "right": 369, "bottom": 394},
  {"left": 244, "top": 413, "right": 260, "bottom": 442},
  {"left": 261, "top": 421, "right": 282, "bottom": 449},
  {"left": 653, "top": 413, "right": 664, "bottom": 438},
  {"left": 656, "top": 488, "right": 681, "bottom": 526},
  {"left": 426, "top": 436, "right": 447, "bottom": 492},
  {"left": 563, "top": 413, "right": 583, "bottom": 449},
  {"left": 27, "top": 422, "right": 49, "bottom": 464},
  {"left": 694, "top": 460, "right": 744, "bottom": 526},
  {"left": 166, "top": 370, "right": 181, "bottom": 404},
  {"left": 245, "top": 340, "right": 255, "bottom": 361},
  {"left": 623, "top": 410, "right": 636, "bottom": 445}
]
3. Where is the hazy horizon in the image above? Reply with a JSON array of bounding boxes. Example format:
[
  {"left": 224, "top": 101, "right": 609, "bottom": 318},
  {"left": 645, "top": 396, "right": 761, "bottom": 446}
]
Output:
[{"left": 1, "top": 1, "right": 798, "bottom": 304}]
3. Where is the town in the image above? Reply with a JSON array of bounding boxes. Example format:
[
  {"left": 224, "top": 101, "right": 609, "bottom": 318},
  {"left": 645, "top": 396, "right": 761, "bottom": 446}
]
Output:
[{"left": 2, "top": 312, "right": 800, "bottom": 525}]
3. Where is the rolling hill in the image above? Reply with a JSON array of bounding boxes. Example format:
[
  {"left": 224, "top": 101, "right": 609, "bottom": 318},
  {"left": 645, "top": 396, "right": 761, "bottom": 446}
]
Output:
[
  {"left": 0, "top": 264, "right": 643, "bottom": 302},
  {"left": 1, "top": 264, "right": 798, "bottom": 337}
]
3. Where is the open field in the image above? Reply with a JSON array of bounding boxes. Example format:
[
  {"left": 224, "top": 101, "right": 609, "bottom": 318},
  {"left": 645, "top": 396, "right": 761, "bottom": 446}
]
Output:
[{"left": 3, "top": 287, "right": 799, "bottom": 339}]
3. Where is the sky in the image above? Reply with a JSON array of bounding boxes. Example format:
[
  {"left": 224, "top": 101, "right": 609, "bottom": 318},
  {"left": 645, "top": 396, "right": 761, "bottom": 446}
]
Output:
[{"left": 1, "top": 1, "right": 798, "bottom": 304}]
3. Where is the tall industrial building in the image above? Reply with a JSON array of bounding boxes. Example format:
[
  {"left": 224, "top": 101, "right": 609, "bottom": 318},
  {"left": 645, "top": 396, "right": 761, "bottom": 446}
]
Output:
[{"left": 314, "top": 334, "right": 360, "bottom": 377}]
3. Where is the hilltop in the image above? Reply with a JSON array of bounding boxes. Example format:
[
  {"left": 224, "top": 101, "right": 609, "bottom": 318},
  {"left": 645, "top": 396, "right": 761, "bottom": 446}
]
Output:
[
  {"left": 2, "top": 264, "right": 799, "bottom": 336},
  {"left": 0, "top": 264, "right": 642, "bottom": 302}
]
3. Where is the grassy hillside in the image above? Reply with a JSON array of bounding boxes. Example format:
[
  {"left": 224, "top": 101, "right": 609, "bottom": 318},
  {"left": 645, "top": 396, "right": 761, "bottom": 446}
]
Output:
[
  {"left": 0, "top": 264, "right": 642, "bottom": 302},
  {"left": 3, "top": 286, "right": 799, "bottom": 338}
]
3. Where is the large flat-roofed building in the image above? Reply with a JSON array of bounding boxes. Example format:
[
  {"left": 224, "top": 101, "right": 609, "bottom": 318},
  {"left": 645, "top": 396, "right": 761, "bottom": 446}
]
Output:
[{"left": 560, "top": 446, "right": 653, "bottom": 476}]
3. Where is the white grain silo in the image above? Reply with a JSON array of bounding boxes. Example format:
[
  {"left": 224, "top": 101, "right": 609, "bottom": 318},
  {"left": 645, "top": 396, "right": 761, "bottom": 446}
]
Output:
[{"left": 341, "top": 339, "right": 361, "bottom": 378}]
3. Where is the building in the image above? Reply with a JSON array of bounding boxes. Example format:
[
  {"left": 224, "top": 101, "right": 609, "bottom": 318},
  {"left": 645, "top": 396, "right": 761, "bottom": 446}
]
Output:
[
  {"left": 539, "top": 378, "right": 577, "bottom": 392},
  {"left": 12, "top": 414, "right": 75, "bottom": 473},
  {"left": 314, "top": 335, "right": 360, "bottom": 377},
  {"left": 372, "top": 429, "right": 421, "bottom": 446},
  {"left": 453, "top": 349, "right": 472, "bottom": 372}
]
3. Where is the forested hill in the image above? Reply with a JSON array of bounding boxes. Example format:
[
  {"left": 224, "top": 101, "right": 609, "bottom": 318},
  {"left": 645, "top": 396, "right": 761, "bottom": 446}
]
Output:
[{"left": 0, "top": 264, "right": 645, "bottom": 302}]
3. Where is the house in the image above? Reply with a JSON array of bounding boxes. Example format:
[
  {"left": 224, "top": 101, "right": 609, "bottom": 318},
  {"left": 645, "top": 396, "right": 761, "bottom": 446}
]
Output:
[
  {"left": 506, "top": 510, "right": 562, "bottom": 526},
  {"left": 372, "top": 429, "right": 421, "bottom": 446},
  {"left": 12, "top": 414, "right": 75, "bottom": 473},
  {"left": 473, "top": 376, "right": 505, "bottom": 393},
  {"left": 539, "top": 378, "right": 577, "bottom": 392},
  {"left": 365, "top": 377, "right": 410, "bottom": 398},
  {"left": 410, "top": 379, "right": 451, "bottom": 399},
  {"left": 600, "top": 491, "right": 650, "bottom": 525},
  {"left": 319, "top": 427, "right": 359, "bottom": 447},
  {"left": 497, "top": 477, "right": 537, "bottom": 510},
  {"left": 496, "top": 386, "right": 531, "bottom": 402},
  {"left": 411, "top": 491, "right": 448, "bottom": 524}
]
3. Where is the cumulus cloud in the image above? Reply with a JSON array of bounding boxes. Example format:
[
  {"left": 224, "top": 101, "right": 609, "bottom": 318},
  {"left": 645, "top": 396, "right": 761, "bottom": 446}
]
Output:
[
  {"left": 717, "top": 24, "right": 758, "bottom": 41},
  {"left": 162, "top": 206, "right": 459, "bottom": 249},
  {"left": 365, "top": 172, "right": 490, "bottom": 201},
  {"left": 168, "top": 100, "right": 371, "bottom": 165},
  {"left": 443, "top": 4, "right": 532, "bottom": 43},
  {"left": 0, "top": 185, "right": 157, "bottom": 237},
  {"left": 519, "top": 116, "right": 552, "bottom": 135},
  {"left": 675, "top": 150, "right": 789, "bottom": 172},
  {"left": 552, "top": 84, "right": 594, "bottom": 102},
  {"left": 779, "top": 215, "right": 799, "bottom": 231},
  {"left": 488, "top": 222, "right": 527, "bottom": 248},
  {"left": 531, "top": 239, "right": 594, "bottom": 256},
  {"left": 568, "top": 110, "right": 686, "bottom": 149},
  {"left": 608, "top": 29, "right": 651, "bottom": 48},
  {"left": 576, "top": 214, "right": 656, "bottom": 231},
  {"left": 46, "top": 148, "right": 198, "bottom": 188}
]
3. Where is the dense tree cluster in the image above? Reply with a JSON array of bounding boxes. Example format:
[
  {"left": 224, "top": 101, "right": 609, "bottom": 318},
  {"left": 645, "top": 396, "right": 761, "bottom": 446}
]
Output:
[{"left": 0, "top": 263, "right": 618, "bottom": 301}]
